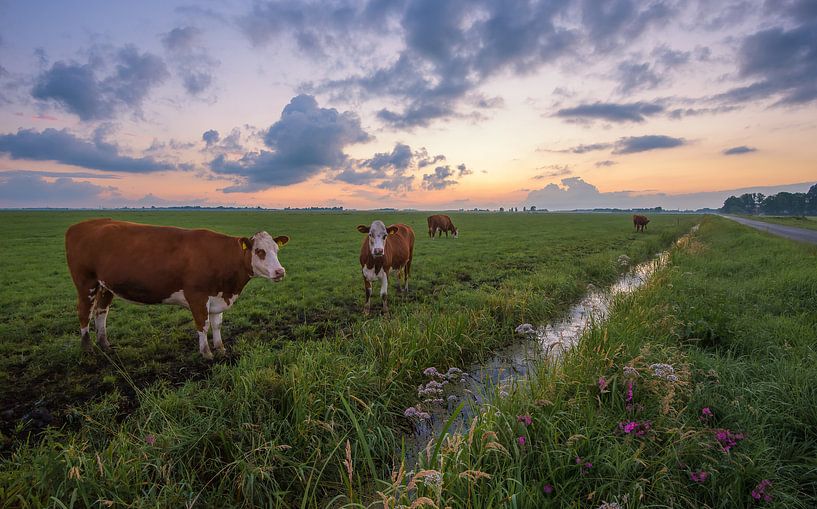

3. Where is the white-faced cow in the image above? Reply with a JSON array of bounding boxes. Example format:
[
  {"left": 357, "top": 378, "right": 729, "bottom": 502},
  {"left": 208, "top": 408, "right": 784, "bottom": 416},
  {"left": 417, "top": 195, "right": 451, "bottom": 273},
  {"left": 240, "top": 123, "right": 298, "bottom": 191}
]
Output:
[
  {"left": 65, "top": 219, "right": 289, "bottom": 359},
  {"left": 427, "top": 214, "right": 458, "bottom": 239},
  {"left": 357, "top": 220, "right": 415, "bottom": 315}
]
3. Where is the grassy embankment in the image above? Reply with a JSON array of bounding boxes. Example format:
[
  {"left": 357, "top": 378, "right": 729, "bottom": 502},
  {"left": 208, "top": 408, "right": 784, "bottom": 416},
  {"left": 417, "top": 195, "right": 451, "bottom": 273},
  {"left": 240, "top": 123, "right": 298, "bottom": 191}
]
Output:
[
  {"left": 0, "top": 211, "right": 694, "bottom": 507},
  {"left": 384, "top": 216, "right": 817, "bottom": 508}
]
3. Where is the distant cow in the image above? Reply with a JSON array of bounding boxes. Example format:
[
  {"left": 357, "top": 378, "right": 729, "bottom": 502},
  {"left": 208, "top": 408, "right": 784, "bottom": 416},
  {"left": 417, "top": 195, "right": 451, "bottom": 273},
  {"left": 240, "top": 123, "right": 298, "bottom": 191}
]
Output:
[
  {"left": 357, "top": 221, "right": 415, "bottom": 315},
  {"left": 427, "top": 214, "right": 458, "bottom": 239},
  {"left": 65, "top": 219, "right": 289, "bottom": 358},
  {"left": 633, "top": 214, "right": 650, "bottom": 232}
]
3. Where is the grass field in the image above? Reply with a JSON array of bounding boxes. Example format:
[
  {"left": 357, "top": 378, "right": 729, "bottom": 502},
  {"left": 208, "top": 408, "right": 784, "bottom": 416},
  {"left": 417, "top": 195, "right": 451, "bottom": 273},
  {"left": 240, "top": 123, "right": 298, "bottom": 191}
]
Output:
[
  {"left": 0, "top": 210, "right": 696, "bottom": 506},
  {"left": 738, "top": 215, "right": 817, "bottom": 231},
  {"left": 384, "top": 216, "right": 817, "bottom": 508}
]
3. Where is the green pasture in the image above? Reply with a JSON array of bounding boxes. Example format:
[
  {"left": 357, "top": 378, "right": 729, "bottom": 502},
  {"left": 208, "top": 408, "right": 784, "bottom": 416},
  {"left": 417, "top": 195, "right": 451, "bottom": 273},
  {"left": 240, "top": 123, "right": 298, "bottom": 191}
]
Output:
[{"left": 0, "top": 210, "right": 696, "bottom": 506}]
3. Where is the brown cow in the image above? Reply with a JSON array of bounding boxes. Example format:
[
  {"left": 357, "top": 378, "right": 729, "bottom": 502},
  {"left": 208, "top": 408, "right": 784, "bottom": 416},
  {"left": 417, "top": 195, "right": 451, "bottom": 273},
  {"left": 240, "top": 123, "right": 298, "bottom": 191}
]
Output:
[
  {"left": 633, "top": 214, "right": 650, "bottom": 232},
  {"left": 65, "top": 219, "right": 289, "bottom": 358},
  {"left": 427, "top": 214, "right": 458, "bottom": 238},
  {"left": 357, "top": 220, "right": 414, "bottom": 315}
]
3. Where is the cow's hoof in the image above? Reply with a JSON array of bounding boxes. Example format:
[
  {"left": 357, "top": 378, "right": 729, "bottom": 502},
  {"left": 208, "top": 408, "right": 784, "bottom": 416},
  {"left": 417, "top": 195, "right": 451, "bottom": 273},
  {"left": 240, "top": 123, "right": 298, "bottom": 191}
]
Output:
[
  {"left": 216, "top": 347, "right": 227, "bottom": 356},
  {"left": 201, "top": 351, "right": 214, "bottom": 360}
]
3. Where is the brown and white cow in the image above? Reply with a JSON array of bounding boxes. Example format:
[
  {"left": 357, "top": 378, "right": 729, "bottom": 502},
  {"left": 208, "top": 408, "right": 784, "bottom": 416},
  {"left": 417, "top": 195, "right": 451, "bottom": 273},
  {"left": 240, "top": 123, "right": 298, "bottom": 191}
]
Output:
[
  {"left": 633, "top": 214, "right": 650, "bottom": 232},
  {"left": 65, "top": 219, "right": 289, "bottom": 358},
  {"left": 357, "top": 220, "right": 414, "bottom": 315},
  {"left": 427, "top": 214, "right": 458, "bottom": 239}
]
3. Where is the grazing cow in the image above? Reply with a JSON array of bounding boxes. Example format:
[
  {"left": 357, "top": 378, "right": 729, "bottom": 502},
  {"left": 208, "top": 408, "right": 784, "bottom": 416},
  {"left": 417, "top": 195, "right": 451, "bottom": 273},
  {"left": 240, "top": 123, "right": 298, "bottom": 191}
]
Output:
[
  {"left": 357, "top": 220, "right": 415, "bottom": 315},
  {"left": 633, "top": 214, "right": 650, "bottom": 232},
  {"left": 65, "top": 219, "right": 289, "bottom": 359},
  {"left": 427, "top": 214, "right": 458, "bottom": 239}
]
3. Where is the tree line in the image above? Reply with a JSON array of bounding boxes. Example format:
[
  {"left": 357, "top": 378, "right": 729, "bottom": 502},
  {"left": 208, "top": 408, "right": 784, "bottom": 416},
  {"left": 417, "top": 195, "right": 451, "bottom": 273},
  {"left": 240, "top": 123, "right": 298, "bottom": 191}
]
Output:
[{"left": 721, "top": 183, "right": 817, "bottom": 216}]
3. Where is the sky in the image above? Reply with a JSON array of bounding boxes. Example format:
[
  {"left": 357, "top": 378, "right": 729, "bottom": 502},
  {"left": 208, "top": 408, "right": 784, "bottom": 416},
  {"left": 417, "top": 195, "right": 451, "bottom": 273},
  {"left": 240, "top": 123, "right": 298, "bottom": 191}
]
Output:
[{"left": 0, "top": 0, "right": 815, "bottom": 210}]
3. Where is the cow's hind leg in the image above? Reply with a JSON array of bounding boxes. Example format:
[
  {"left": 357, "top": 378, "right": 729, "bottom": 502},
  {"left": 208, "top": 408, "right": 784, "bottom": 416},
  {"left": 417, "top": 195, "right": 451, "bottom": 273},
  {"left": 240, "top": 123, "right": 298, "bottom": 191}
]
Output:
[
  {"left": 187, "top": 294, "right": 213, "bottom": 359},
  {"left": 93, "top": 287, "right": 114, "bottom": 351},
  {"left": 210, "top": 312, "right": 225, "bottom": 355},
  {"left": 75, "top": 281, "right": 98, "bottom": 352}
]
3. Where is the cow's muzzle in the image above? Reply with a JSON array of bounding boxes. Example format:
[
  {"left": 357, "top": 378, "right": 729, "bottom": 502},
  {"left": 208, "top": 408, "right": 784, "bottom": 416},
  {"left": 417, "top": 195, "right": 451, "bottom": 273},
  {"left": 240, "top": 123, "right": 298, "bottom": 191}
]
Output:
[
  {"left": 373, "top": 248, "right": 384, "bottom": 257},
  {"left": 272, "top": 268, "right": 286, "bottom": 282}
]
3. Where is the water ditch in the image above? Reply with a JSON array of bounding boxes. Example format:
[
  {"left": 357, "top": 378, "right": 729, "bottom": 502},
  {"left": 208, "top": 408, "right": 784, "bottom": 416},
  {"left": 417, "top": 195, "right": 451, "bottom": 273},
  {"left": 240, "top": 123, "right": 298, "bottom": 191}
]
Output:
[{"left": 404, "top": 226, "right": 699, "bottom": 462}]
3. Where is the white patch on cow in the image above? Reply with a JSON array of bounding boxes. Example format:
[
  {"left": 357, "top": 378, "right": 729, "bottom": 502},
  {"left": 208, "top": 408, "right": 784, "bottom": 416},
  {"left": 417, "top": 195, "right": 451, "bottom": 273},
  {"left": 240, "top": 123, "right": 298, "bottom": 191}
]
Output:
[
  {"left": 199, "top": 318, "right": 212, "bottom": 359},
  {"left": 362, "top": 266, "right": 384, "bottom": 282},
  {"left": 378, "top": 269, "right": 389, "bottom": 297},
  {"left": 80, "top": 326, "right": 89, "bottom": 336},
  {"left": 207, "top": 292, "right": 236, "bottom": 314},
  {"left": 162, "top": 290, "right": 190, "bottom": 309}
]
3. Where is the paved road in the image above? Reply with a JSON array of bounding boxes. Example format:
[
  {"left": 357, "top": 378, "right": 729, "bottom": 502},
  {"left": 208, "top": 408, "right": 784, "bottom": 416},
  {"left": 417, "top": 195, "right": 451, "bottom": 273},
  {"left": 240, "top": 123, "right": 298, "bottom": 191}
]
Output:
[{"left": 722, "top": 215, "right": 817, "bottom": 245}]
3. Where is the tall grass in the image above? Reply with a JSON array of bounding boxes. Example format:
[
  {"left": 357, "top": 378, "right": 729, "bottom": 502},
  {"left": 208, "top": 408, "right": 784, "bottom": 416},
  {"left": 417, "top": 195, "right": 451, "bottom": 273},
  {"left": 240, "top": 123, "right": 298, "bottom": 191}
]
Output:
[
  {"left": 380, "top": 216, "right": 816, "bottom": 508},
  {"left": 0, "top": 212, "right": 696, "bottom": 507}
]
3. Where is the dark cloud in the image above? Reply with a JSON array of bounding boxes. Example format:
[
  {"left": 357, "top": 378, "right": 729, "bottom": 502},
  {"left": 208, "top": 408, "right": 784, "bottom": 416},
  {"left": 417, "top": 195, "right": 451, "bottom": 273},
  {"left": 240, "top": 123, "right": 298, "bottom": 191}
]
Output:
[
  {"left": 0, "top": 128, "right": 174, "bottom": 173},
  {"left": 422, "top": 165, "right": 458, "bottom": 190},
  {"left": 615, "top": 60, "right": 662, "bottom": 93},
  {"left": 31, "top": 45, "right": 169, "bottom": 121},
  {"left": 595, "top": 160, "right": 618, "bottom": 167},
  {"left": 668, "top": 105, "right": 739, "bottom": 119},
  {"left": 556, "top": 101, "right": 664, "bottom": 123},
  {"left": 534, "top": 164, "right": 571, "bottom": 179},
  {"left": 613, "top": 135, "right": 686, "bottom": 154},
  {"left": 579, "top": 0, "right": 675, "bottom": 52},
  {"left": 416, "top": 148, "right": 446, "bottom": 168},
  {"left": 202, "top": 129, "right": 220, "bottom": 147},
  {"left": 563, "top": 143, "right": 614, "bottom": 154},
  {"left": 715, "top": 17, "right": 817, "bottom": 106},
  {"left": 457, "top": 163, "right": 471, "bottom": 176},
  {"left": 335, "top": 143, "right": 413, "bottom": 186},
  {"left": 723, "top": 145, "right": 757, "bottom": 155},
  {"left": 161, "top": 26, "right": 218, "bottom": 96},
  {"left": 210, "top": 94, "right": 371, "bottom": 192},
  {"left": 0, "top": 173, "right": 119, "bottom": 207},
  {"left": 0, "top": 169, "right": 120, "bottom": 179}
]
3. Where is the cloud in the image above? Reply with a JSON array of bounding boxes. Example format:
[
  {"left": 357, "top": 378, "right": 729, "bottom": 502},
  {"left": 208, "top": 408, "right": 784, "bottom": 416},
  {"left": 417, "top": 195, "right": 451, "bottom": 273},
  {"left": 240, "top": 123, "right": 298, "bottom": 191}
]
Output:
[
  {"left": 613, "top": 135, "right": 686, "bottom": 153},
  {"left": 715, "top": 16, "right": 817, "bottom": 106},
  {"left": 561, "top": 142, "right": 614, "bottom": 154},
  {"left": 416, "top": 148, "right": 446, "bottom": 168},
  {"left": 422, "top": 165, "right": 458, "bottom": 190},
  {"left": 0, "top": 128, "right": 174, "bottom": 173},
  {"left": 595, "top": 160, "right": 618, "bottom": 167},
  {"left": 556, "top": 101, "right": 664, "bottom": 123},
  {"left": 31, "top": 45, "right": 169, "bottom": 121},
  {"left": 534, "top": 164, "right": 572, "bottom": 179},
  {"left": 615, "top": 60, "right": 663, "bottom": 93},
  {"left": 0, "top": 169, "right": 120, "bottom": 179},
  {"left": 0, "top": 172, "right": 121, "bottom": 207},
  {"left": 579, "top": 0, "right": 675, "bottom": 52},
  {"left": 526, "top": 176, "right": 813, "bottom": 210},
  {"left": 723, "top": 145, "right": 757, "bottom": 155},
  {"left": 202, "top": 129, "right": 220, "bottom": 147},
  {"left": 209, "top": 94, "right": 371, "bottom": 192},
  {"left": 457, "top": 163, "right": 471, "bottom": 176},
  {"left": 161, "top": 26, "right": 218, "bottom": 95}
]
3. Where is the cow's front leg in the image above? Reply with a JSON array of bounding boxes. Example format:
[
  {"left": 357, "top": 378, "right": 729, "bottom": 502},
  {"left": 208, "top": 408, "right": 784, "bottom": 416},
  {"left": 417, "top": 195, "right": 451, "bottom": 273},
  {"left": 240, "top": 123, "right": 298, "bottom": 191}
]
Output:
[
  {"left": 189, "top": 296, "right": 213, "bottom": 359},
  {"left": 379, "top": 269, "right": 389, "bottom": 315},
  {"left": 210, "top": 312, "right": 225, "bottom": 355},
  {"left": 363, "top": 277, "right": 372, "bottom": 315}
]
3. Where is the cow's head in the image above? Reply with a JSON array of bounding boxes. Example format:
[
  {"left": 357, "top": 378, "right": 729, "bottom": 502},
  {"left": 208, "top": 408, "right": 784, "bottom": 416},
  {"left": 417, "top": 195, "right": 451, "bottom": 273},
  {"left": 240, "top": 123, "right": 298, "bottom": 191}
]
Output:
[
  {"left": 242, "top": 231, "right": 289, "bottom": 281},
  {"left": 357, "top": 220, "right": 398, "bottom": 258},
  {"left": 452, "top": 226, "right": 459, "bottom": 238}
]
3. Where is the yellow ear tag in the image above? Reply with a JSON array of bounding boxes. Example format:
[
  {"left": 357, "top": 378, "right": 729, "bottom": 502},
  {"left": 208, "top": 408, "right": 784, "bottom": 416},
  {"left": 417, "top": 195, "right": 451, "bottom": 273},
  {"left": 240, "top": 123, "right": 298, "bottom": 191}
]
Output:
[
  {"left": 241, "top": 240, "right": 248, "bottom": 250},
  {"left": 276, "top": 239, "right": 286, "bottom": 247}
]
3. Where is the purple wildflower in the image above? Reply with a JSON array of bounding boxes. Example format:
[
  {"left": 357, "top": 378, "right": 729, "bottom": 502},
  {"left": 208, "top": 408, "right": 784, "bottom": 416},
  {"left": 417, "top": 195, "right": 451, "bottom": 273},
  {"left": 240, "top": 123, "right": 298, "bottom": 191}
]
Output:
[
  {"left": 689, "top": 470, "right": 709, "bottom": 483},
  {"left": 714, "top": 429, "right": 745, "bottom": 453},
  {"left": 423, "top": 367, "right": 440, "bottom": 377},
  {"left": 517, "top": 436, "right": 526, "bottom": 446},
  {"left": 517, "top": 414, "right": 532, "bottom": 426},
  {"left": 543, "top": 483, "right": 554, "bottom": 494},
  {"left": 575, "top": 456, "right": 592, "bottom": 475},
  {"left": 598, "top": 376, "right": 608, "bottom": 392},
  {"left": 751, "top": 479, "right": 772, "bottom": 502},
  {"left": 700, "top": 407, "right": 713, "bottom": 421},
  {"left": 145, "top": 434, "right": 156, "bottom": 446},
  {"left": 618, "top": 420, "right": 651, "bottom": 437}
]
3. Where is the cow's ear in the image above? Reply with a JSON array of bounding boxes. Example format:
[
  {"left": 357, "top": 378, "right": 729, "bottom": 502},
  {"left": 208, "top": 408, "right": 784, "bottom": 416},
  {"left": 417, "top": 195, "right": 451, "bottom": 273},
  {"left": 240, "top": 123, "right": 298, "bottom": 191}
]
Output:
[
  {"left": 357, "top": 225, "right": 370, "bottom": 234},
  {"left": 274, "top": 235, "right": 289, "bottom": 247},
  {"left": 240, "top": 237, "right": 253, "bottom": 251},
  {"left": 387, "top": 226, "right": 399, "bottom": 235}
]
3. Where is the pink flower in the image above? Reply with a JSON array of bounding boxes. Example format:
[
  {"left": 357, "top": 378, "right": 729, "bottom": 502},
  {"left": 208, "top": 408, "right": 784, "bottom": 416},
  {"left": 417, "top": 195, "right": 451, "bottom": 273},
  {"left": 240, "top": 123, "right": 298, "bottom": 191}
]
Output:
[
  {"left": 714, "top": 429, "right": 745, "bottom": 453},
  {"left": 543, "top": 483, "right": 554, "bottom": 494},
  {"left": 145, "top": 434, "right": 156, "bottom": 446},
  {"left": 700, "top": 407, "right": 713, "bottom": 421},
  {"left": 689, "top": 470, "right": 709, "bottom": 483},
  {"left": 618, "top": 420, "right": 652, "bottom": 437},
  {"left": 517, "top": 414, "right": 532, "bottom": 426},
  {"left": 575, "top": 456, "right": 592, "bottom": 475},
  {"left": 598, "top": 376, "right": 608, "bottom": 392},
  {"left": 751, "top": 479, "right": 772, "bottom": 502},
  {"left": 517, "top": 436, "right": 526, "bottom": 446}
]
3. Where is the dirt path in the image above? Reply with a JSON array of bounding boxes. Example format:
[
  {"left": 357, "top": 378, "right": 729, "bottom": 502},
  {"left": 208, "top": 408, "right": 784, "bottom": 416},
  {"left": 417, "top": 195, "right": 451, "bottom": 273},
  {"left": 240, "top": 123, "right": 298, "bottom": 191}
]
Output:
[{"left": 722, "top": 215, "right": 817, "bottom": 245}]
